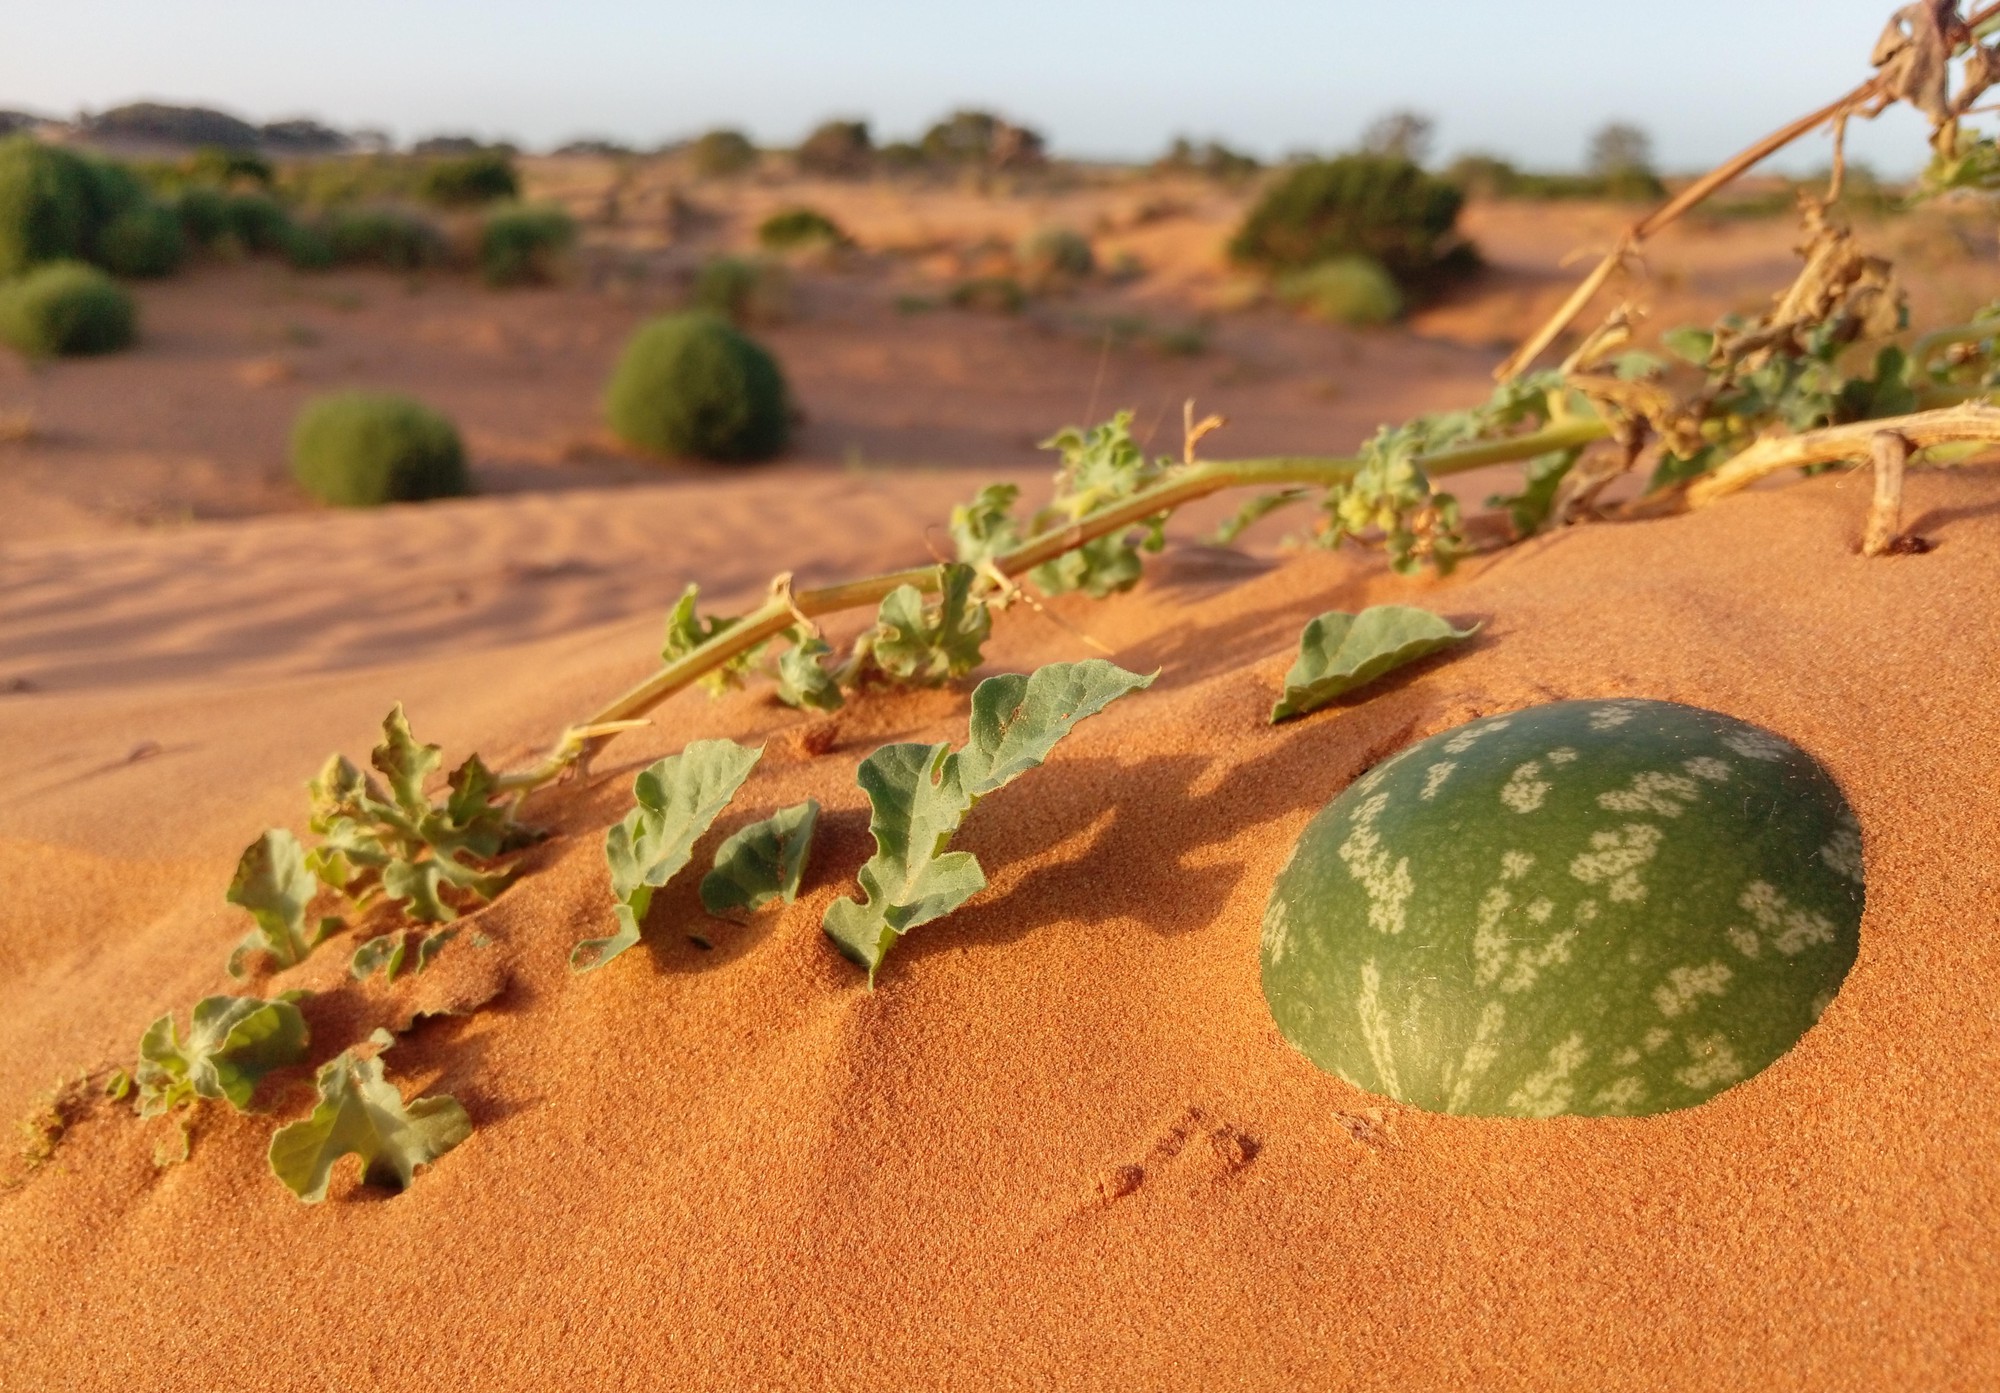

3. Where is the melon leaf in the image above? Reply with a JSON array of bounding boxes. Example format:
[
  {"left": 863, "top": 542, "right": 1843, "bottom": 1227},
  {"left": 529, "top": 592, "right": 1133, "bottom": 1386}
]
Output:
[
  {"left": 948, "top": 482, "right": 1023, "bottom": 568},
  {"left": 869, "top": 561, "right": 990, "bottom": 684},
  {"left": 823, "top": 660, "right": 1153, "bottom": 984},
  {"left": 135, "top": 994, "right": 309, "bottom": 1118},
  {"left": 662, "top": 583, "right": 757, "bottom": 695},
  {"left": 1270, "top": 606, "right": 1480, "bottom": 723},
  {"left": 700, "top": 799, "right": 821, "bottom": 916},
  {"left": 349, "top": 931, "right": 408, "bottom": 982},
  {"left": 267, "top": 1031, "right": 469, "bottom": 1203},
  {"left": 226, "top": 828, "right": 338, "bottom": 977},
  {"left": 776, "top": 636, "right": 844, "bottom": 711},
  {"left": 575, "top": 739, "right": 764, "bottom": 973}
]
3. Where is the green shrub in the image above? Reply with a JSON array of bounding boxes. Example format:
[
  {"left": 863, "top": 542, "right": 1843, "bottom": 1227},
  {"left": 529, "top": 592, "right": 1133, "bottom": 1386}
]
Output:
[
  {"left": 1018, "top": 227, "right": 1093, "bottom": 285},
  {"left": 324, "top": 208, "right": 445, "bottom": 269},
  {"left": 80, "top": 158, "right": 149, "bottom": 245},
  {"left": 689, "top": 129, "right": 757, "bottom": 179},
  {"left": 173, "top": 186, "right": 230, "bottom": 247},
  {"left": 96, "top": 203, "right": 186, "bottom": 278},
  {"left": 1229, "top": 154, "right": 1472, "bottom": 293},
  {"left": 1276, "top": 256, "right": 1403, "bottom": 326},
  {"left": 0, "top": 137, "right": 94, "bottom": 276},
  {"left": 479, "top": 204, "right": 575, "bottom": 285},
  {"left": 283, "top": 220, "right": 335, "bottom": 271},
  {"left": 947, "top": 275, "right": 1026, "bottom": 314},
  {"left": 186, "top": 146, "right": 274, "bottom": 189},
  {"left": 0, "top": 261, "right": 136, "bottom": 356},
  {"left": 757, "top": 206, "right": 846, "bottom": 251},
  {"left": 604, "top": 312, "right": 789, "bottom": 462},
  {"left": 290, "top": 392, "right": 470, "bottom": 506},
  {"left": 417, "top": 152, "right": 518, "bottom": 207},
  {"left": 692, "top": 255, "right": 789, "bottom": 325},
  {"left": 225, "top": 192, "right": 294, "bottom": 253}
]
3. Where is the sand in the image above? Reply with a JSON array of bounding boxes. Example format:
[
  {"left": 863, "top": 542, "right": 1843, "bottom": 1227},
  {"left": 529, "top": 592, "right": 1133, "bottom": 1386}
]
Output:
[
  {"left": 1, "top": 453, "right": 1996, "bottom": 1389},
  {"left": 2, "top": 175, "right": 1998, "bottom": 1388}
]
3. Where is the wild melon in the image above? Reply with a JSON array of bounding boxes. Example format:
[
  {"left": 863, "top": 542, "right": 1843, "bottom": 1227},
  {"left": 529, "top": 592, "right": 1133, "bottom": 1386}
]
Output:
[{"left": 1261, "top": 699, "right": 1863, "bottom": 1117}]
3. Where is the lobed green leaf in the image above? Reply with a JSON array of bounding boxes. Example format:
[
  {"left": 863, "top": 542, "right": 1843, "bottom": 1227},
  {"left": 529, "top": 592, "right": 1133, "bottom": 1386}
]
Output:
[
  {"left": 663, "top": 583, "right": 755, "bottom": 695},
  {"left": 823, "top": 661, "right": 1153, "bottom": 984},
  {"left": 576, "top": 739, "right": 764, "bottom": 972},
  {"left": 226, "top": 828, "right": 335, "bottom": 977},
  {"left": 135, "top": 994, "right": 309, "bottom": 1118},
  {"left": 776, "top": 635, "right": 844, "bottom": 711},
  {"left": 699, "top": 799, "right": 821, "bottom": 916},
  {"left": 267, "top": 1031, "right": 469, "bottom": 1203},
  {"left": 1270, "top": 606, "right": 1479, "bottom": 723},
  {"left": 869, "top": 561, "right": 991, "bottom": 684}
]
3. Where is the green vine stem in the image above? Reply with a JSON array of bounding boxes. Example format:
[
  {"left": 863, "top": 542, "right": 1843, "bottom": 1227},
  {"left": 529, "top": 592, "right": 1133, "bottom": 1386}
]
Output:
[{"left": 495, "top": 418, "right": 1609, "bottom": 794}]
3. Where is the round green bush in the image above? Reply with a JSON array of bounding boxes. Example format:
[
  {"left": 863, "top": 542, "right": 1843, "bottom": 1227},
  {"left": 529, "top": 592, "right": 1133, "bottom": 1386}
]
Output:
[
  {"left": 947, "top": 275, "right": 1026, "bottom": 314},
  {"left": 604, "top": 312, "right": 789, "bottom": 462},
  {"left": 1261, "top": 699, "right": 1863, "bottom": 1117},
  {"left": 290, "top": 392, "right": 470, "bottom": 506},
  {"left": 225, "top": 192, "right": 294, "bottom": 253},
  {"left": 689, "top": 129, "right": 757, "bottom": 179},
  {"left": 479, "top": 204, "right": 575, "bottom": 286},
  {"left": 79, "top": 159, "right": 149, "bottom": 252},
  {"left": 96, "top": 204, "right": 186, "bottom": 278},
  {"left": 1229, "top": 154, "right": 1472, "bottom": 292},
  {"left": 173, "top": 186, "right": 230, "bottom": 247},
  {"left": 417, "top": 152, "right": 518, "bottom": 208},
  {"left": 0, "top": 261, "right": 136, "bottom": 356},
  {"left": 1276, "top": 256, "right": 1403, "bottom": 326},
  {"left": 282, "top": 221, "right": 335, "bottom": 271},
  {"left": 0, "top": 137, "right": 94, "bottom": 277},
  {"left": 1017, "top": 227, "right": 1093, "bottom": 285},
  {"left": 757, "top": 206, "right": 846, "bottom": 252}
]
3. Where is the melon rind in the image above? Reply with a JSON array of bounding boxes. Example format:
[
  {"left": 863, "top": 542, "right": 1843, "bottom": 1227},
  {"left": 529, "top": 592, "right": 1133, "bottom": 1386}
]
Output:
[{"left": 1260, "top": 699, "right": 1863, "bottom": 1117}]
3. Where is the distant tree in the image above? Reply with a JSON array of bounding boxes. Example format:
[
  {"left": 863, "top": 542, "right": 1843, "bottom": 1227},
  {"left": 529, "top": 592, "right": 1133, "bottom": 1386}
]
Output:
[
  {"left": 919, "top": 110, "right": 1046, "bottom": 170},
  {"left": 1587, "top": 122, "right": 1654, "bottom": 177},
  {"left": 1154, "top": 136, "right": 1260, "bottom": 181},
  {"left": 1362, "top": 110, "right": 1436, "bottom": 166},
  {"left": 689, "top": 128, "right": 758, "bottom": 179},
  {"left": 86, "top": 103, "right": 260, "bottom": 151},
  {"left": 259, "top": 119, "right": 352, "bottom": 155},
  {"left": 797, "top": 119, "right": 873, "bottom": 177}
]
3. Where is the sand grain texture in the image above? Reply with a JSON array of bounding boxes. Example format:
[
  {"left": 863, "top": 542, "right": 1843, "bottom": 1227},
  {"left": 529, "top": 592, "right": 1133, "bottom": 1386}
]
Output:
[{"left": 2, "top": 464, "right": 1997, "bottom": 1391}]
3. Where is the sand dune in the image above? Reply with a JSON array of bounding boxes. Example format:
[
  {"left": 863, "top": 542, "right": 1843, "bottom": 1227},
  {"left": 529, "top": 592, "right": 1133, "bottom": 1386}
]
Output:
[{"left": 2, "top": 451, "right": 1995, "bottom": 1388}]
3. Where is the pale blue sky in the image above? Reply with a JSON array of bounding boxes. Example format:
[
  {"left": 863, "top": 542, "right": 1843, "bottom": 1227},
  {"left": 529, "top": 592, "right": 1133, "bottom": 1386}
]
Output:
[{"left": 0, "top": 1, "right": 1944, "bottom": 172}]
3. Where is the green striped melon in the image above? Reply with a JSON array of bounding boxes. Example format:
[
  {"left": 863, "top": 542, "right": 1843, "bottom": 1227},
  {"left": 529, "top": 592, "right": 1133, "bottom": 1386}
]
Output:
[{"left": 1261, "top": 699, "right": 1863, "bottom": 1117}]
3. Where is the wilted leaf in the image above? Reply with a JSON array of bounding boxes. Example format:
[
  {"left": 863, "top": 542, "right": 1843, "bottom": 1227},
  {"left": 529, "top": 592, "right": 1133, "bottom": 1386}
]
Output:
[
  {"left": 1271, "top": 606, "right": 1479, "bottom": 723},
  {"left": 700, "top": 800, "right": 821, "bottom": 916},
  {"left": 226, "top": 829, "right": 335, "bottom": 977},
  {"left": 135, "top": 994, "right": 309, "bottom": 1118},
  {"left": 870, "top": 562, "right": 991, "bottom": 683},
  {"left": 350, "top": 932, "right": 408, "bottom": 982},
  {"left": 267, "top": 1032, "right": 469, "bottom": 1203},
  {"left": 575, "top": 739, "right": 764, "bottom": 973},
  {"left": 949, "top": 482, "right": 1023, "bottom": 567},
  {"left": 662, "top": 583, "right": 755, "bottom": 695},
  {"left": 823, "top": 661, "right": 1152, "bottom": 983},
  {"left": 776, "top": 635, "right": 844, "bottom": 711}
]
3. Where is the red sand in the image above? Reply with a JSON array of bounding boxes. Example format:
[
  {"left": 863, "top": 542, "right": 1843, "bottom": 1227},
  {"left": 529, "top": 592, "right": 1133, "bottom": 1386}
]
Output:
[{"left": 3, "top": 456, "right": 1997, "bottom": 1389}]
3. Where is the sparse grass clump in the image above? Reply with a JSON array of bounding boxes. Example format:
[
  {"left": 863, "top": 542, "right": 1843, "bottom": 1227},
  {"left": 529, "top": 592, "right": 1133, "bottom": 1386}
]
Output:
[
  {"left": 479, "top": 204, "right": 575, "bottom": 286},
  {"left": 1230, "top": 154, "right": 1474, "bottom": 295},
  {"left": 324, "top": 208, "right": 445, "bottom": 270},
  {"left": 757, "top": 206, "right": 847, "bottom": 252},
  {"left": 290, "top": 392, "right": 470, "bottom": 506},
  {"left": 1277, "top": 256, "right": 1403, "bottom": 326},
  {"left": 96, "top": 204, "right": 186, "bottom": 278},
  {"left": 948, "top": 275, "right": 1026, "bottom": 314},
  {"left": 417, "top": 152, "right": 519, "bottom": 208},
  {"left": 692, "top": 254, "right": 790, "bottom": 325},
  {"left": 0, "top": 262, "right": 136, "bottom": 356},
  {"left": 605, "top": 311, "right": 789, "bottom": 462},
  {"left": 1018, "top": 227, "right": 1093, "bottom": 286}
]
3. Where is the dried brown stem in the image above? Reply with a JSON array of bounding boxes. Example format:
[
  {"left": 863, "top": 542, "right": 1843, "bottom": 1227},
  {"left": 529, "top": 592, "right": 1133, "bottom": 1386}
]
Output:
[
  {"left": 1684, "top": 402, "right": 2000, "bottom": 507},
  {"left": 1862, "top": 430, "right": 1911, "bottom": 555},
  {"left": 1495, "top": 0, "right": 2000, "bottom": 382}
]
